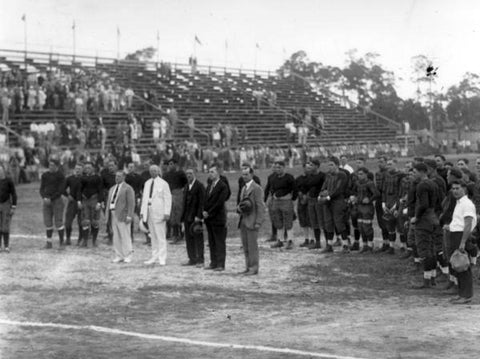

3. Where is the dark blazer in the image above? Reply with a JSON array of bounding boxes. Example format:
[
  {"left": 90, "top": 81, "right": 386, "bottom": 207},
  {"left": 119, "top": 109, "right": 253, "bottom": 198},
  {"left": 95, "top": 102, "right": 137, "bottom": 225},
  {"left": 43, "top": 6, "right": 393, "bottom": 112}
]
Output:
[
  {"left": 182, "top": 179, "right": 206, "bottom": 223},
  {"left": 204, "top": 179, "right": 229, "bottom": 226}
]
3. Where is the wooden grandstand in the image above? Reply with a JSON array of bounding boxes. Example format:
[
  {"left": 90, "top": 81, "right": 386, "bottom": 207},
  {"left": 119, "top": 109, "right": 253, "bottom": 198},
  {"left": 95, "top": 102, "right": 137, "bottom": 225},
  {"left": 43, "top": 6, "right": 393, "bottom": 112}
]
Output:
[{"left": 0, "top": 49, "right": 402, "bottom": 157}]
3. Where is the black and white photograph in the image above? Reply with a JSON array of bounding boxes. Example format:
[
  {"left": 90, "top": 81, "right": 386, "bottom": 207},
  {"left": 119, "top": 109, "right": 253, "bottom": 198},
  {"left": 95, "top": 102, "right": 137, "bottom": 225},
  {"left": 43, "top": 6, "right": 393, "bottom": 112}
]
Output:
[{"left": 1, "top": 0, "right": 480, "bottom": 358}]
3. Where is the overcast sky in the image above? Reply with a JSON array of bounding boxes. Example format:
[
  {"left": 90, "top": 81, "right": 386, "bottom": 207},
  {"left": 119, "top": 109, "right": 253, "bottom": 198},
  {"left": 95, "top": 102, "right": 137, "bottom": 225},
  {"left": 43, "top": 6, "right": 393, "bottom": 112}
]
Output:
[{"left": 1, "top": 0, "right": 479, "bottom": 98}]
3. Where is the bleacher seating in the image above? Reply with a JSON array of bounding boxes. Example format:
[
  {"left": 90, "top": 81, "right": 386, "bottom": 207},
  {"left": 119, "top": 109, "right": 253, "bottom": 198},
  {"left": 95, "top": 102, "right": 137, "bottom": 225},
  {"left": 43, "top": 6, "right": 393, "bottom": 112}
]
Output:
[{"left": 0, "top": 49, "right": 399, "bottom": 157}]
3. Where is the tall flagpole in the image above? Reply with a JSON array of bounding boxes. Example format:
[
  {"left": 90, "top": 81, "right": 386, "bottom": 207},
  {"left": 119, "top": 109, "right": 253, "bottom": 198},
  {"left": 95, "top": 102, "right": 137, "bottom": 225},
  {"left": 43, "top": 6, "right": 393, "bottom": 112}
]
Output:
[
  {"left": 254, "top": 43, "right": 259, "bottom": 72},
  {"left": 72, "top": 20, "right": 76, "bottom": 62},
  {"left": 224, "top": 39, "right": 228, "bottom": 70},
  {"left": 156, "top": 30, "right": 160, "bottom": 64},
  {"left": 116, "top": 26, "right": 120, "bottom": 60},
  {"left": 22, "top": 14, "right": 27, "bottom": 72}
]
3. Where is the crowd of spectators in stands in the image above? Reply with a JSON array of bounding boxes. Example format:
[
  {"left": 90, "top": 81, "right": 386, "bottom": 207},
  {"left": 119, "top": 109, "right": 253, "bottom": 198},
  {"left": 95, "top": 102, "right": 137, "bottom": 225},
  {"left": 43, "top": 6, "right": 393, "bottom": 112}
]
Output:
[{"left": 0, "top": 68, "right": 139, "bottom": 122}]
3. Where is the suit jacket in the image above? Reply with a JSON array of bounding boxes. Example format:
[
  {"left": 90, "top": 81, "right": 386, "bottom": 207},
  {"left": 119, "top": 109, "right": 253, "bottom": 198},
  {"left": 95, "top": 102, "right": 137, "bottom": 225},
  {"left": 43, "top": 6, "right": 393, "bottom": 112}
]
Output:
[
  {"left": 239, "top": 181, "right": 266, "bottom": 230},
  {"left": 105, "top": 182, "right": 135, "bottom": 223},
  {"left": 204, "top": 179, "right": 229, "bottom": 226},
  {"left": 182, "top": 179, "right": 206, "bottom": 223},
  {"left": 140, "top": 176, "right": 172, "bottom": 221}
]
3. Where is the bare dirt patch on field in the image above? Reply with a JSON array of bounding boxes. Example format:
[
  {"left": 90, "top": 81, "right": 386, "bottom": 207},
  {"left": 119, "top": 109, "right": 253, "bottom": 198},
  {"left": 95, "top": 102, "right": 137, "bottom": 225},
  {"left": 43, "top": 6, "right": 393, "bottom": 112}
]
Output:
[{"left": 1, "top": 174, "right": 480, "bottom": 359}]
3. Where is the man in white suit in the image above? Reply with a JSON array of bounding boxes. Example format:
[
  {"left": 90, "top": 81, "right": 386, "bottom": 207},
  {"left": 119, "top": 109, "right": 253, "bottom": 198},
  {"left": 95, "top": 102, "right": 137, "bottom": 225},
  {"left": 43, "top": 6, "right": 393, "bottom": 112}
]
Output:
[
  {"left": 141, "top": 165, "right": 172, "bottom": 266},
  {"left": 106, "top": 171, "right": 135, "bottom": 263}
]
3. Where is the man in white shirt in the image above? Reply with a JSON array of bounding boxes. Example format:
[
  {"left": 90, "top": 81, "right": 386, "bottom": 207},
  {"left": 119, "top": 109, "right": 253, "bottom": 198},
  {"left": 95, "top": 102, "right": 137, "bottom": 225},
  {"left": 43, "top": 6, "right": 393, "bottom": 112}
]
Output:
[
  {"left": 340, "top": 155, "right": 354, "bottom": 174},
  {"left": 141, "top": 165, "right": 172, "bottom": 266},
  {"left": 106, "top": 171, "right": 135, "bottom": 263},
  {"left": 444, "top": 180, "right": 476, "bottom": 304}
]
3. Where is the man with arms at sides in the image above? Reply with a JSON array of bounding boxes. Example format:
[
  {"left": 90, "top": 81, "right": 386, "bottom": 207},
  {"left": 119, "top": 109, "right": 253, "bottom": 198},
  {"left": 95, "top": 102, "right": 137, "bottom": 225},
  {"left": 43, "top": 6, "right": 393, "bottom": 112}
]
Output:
[
  {"left": 100, "top": 160, "right": 117, "bottom": 244},
  {"left": 318, "top": 156, "right": 349, "bottom": 253},
  {"left": 444, "top": 180, "right": 476, "bottom": 304},
  {"left": 295, "top": 163, "right": 312, "bottom": 249},
  {"left": 305, "top": 159, "right": 325, "bottom": 249},
  {"left": 0, "top": 165, "right": 17, "bottom": 252},
  {"left": 351, "top": 167, "right": 379, "bottom": 253},
  {"left": 163, "top": 159, "right": 188, "bottom": 244},
  {"left": 411, "top": 163, "right": 439, "bottom": 289},
  {"left": 203, "top": 165, "right": 230, "bottom": 272},
  {"left": 268, "top": 161, "right": 297, "bottom": 249},
  {"left": 77, "top": 162, "right": 104, "bottom": 248},
  {"left": 181, "top": 167, "right": 206, "bottom": 267},
  {"left": 263, "top": 164, "right": 280, "bottom": 243},
  {"left": 125, "top": 161, "right": 144, "bottom": 242},
  {"left": 141, "top": 165, "right": 171, "bottom": 266},
  {"left": 380, "top": 158, "right": 403, "bottom": 254},
  {"left": 40, "top": 159, "right": 66, "bottom": 249},
  {"left": 64, "top": 163, "right": 83, "bottom": 246},
  {"left": 237, "top": 166, "right": 266, "bottom": 275},
  {"left": 374, "top": 156, "right": 389, "bottom": 246},
  {"left": 106, "top": 171, "right": 135, "bottom": 263}
]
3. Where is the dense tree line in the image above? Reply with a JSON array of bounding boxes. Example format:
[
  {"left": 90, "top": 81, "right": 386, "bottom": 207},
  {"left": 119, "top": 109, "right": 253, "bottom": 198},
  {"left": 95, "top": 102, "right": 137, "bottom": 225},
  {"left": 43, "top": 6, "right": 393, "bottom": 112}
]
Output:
[{"left": 277, "top": 50, "right": 480, "bottom": 137}]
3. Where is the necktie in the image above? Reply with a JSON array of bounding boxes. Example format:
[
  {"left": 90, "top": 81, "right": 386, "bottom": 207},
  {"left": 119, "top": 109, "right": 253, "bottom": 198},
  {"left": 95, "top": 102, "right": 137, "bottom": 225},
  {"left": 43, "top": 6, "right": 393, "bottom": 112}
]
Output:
[
  {"left": 149, "top": 179, "right": 155, "bottom": 199},
  {"left": 111, "top": 184, "right": 119, "bottom": 205}
]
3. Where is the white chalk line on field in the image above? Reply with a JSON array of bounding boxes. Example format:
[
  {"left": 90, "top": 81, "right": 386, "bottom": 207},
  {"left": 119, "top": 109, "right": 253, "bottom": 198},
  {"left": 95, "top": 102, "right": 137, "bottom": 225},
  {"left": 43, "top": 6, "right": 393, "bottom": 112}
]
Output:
[{"left": 0, "top": 318, "right": 366, "bottom": 359}]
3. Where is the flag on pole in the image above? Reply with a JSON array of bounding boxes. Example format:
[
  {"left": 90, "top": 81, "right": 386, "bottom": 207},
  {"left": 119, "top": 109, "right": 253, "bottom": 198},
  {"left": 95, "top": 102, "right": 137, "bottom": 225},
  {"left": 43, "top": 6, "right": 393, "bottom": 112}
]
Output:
[
  {"left": 195, "top": 35, "right": 202, "bottom": 46},
  {"left": 156, "top": 30, "right": 160, "bottom": 41},
  {"left": 21, "top": 14, "right": 26, "bottom": 21},
  {"left": 72, "top": 20, "right": 76, "bottom": 30},
  {"left": 117, "top": 26, "right": 120, "bottom": 36},
  {"left": 256, "top": 43, "right": 261, "bottom": 49}
]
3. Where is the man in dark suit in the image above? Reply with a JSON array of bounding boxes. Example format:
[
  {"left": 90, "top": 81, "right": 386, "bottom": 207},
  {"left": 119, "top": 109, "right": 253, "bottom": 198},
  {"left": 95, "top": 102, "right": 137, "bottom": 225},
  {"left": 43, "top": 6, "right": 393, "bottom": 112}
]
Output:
[
  {"left": 237, "top": 167, "right": 266, "bottom": 275},
  {"left": 203, "top": 165, "right": 230, "bottom": 271},
  {"left": 181, "top": 167, "right": 206, "bottom": 266}
]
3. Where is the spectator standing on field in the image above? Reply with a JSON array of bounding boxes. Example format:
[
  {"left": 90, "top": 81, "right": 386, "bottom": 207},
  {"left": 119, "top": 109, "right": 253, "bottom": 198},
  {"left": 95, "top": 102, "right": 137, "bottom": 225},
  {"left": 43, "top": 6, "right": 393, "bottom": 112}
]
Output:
[{"left": 0, "top": 165, "right": 17, "bottom": 253}]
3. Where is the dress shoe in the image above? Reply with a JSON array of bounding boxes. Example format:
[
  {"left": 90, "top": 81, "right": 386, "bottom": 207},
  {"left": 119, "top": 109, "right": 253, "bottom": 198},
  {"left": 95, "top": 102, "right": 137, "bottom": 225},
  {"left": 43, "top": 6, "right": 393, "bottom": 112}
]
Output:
[
  {"left": 266, "top": 236, "right": 277, "bottom": 242},
  {"left": 65, "top": 238, "right": 71, "bottom": 245},
  {"left": 308, "top": 241, "right": 321, "bottom": 250},
  {"left": 112, "top": 257, "right": 123, "bottom": 263},
  {"left": 451, "top": 297, "right": 472, "bottom": 305},
  {"left": 341, "top": 245, "right": 350, "bottom": 254},
  {"left": 285, "top": 240, "right": 293, "bottom": 250},
  {"left": 213, "top": 267, "right": 225, "bottom": 272},
  {"left": 400, "top": 250, "right": 413, "bottom": 259},
  {"left": 244, "top": 270, "right": 258, "bottom": 276},
  {"left": 270, "top": 240, "right": 284, "bottom": 249},
  {"left": 237, "top": 269, "right": 249, "bottom": 275},
  {"left": 43, "top": 242, "right": 53, "bottom": 249},
  {"left": 387, "top": 246, "right": 395, "bottom": 255},
  {"left": 196, "top": 263, "right": 204, "bottom": 268},
  {"left": 144, "top": 258, "right": 156, "bottom": 265},
  {"left": 204, "top": 265, "right": 216, "bottom": 270},
  {"left": 182, "top": 261, "right": 196, "bottom": 266},
  {"left": 124, "top": 257, "right": 132, "bottom": 263},
  {"left": 4, "top": 247, "right": 10, "bottom": 253}
]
